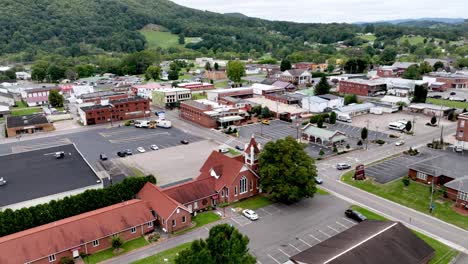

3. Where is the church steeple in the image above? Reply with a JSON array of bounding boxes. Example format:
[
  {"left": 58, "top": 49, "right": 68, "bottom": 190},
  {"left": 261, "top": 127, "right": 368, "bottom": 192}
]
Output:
[{"left": 244, "top": 134, "right": 260, "bottom": 170}]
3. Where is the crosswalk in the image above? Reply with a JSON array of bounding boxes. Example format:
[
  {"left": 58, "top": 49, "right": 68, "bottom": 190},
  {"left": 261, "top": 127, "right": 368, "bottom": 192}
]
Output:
[{"left": 12, "top": 138, "right": 72, "bottom": 153}]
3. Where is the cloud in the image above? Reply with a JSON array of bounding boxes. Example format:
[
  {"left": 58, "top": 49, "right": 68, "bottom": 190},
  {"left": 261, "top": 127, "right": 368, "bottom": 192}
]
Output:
[{"left": 171, "top": 0, "right": 466, "bottom": 23}]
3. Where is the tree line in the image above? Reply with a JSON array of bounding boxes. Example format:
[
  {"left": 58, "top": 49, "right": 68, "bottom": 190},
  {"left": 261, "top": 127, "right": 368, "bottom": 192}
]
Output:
[{"left": 0, "top": 176, "right": 155, "bottom": 237}]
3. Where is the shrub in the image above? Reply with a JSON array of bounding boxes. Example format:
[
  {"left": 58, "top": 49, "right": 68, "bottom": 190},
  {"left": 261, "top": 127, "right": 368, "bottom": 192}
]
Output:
[
  {"left": 124, "top": 120, "right": 131, "bottom": 126},
  {"left": 148, "top": 232, "right": 160, "bottom": 243},
  {"left": 60, "top": 257, "right": 74, "bottom": 264},
  {"left": 389, "top": 134, "right": 399, "bottom": 138},
  {"left": 357, "top": 140, "right": 363, "bottom": 146},
  {"left": 111, "top": 235, "right": 124, "bottom": 250},
  {"left": 346, "top": 144, "right": 350, "bottom": 149},
  {"left": 430, "top": 116, "right": 437, "bottom": 125},
  {"left": 319, "top": 149, "right": 325, "bottom": 156},
  {"left": 375, "top": 139, "right": 385, "bottom": 145},
  {"left": 302, "top": 121, "right": 309, "bottom": 126},
  {"left": 333, "top": 146, "right": 338, "bottom": 153},
  {"left": 402, "top": 177, "right": 410, "bottom": 186}
]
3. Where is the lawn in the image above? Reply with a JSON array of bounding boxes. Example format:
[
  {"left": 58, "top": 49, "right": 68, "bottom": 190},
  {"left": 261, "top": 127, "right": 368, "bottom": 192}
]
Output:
[
  {"left": 426, "top": 98, "right": 468, "bottom": 109},
  {"left": 351, "top": 205, "right": 458, "bottom": 264},
  {"left": 84, "top": 237, "right": 149, "bottom": 264},
  {"left": 131, "top": 242, "right": 191, "bottom": 264},
  {"left": 174, "top": 211, "right": 221, "bottom": 235},
  {"left": 140, "top": 29, "right": 182, "bottom": 49},
  {"left": 359, "top": 34, "right": 376, "bottom": 42},
  {"left": 231, "top": 195, "right": 273, "bottom": 210},
  {"left": 316, "top": 187, "right": 330, "bottom": 195},
  {"left": 14, "top": 101, "right": 27, "bottom": 108},
  {"left": 399, "top": 35, "right": 426, "bottom": 45},
  {"left": 342, "top": 171, "right": 468, "bottom": 230},
  {"left": 130, "top": 167, "right": 145, "bottom": 177},
  {"left": 228, "top": 148, "right": 240, "bottom": 156},
  {"left": 191, "top": 93, "right": 207, "bottom": 100},
  {"left": 11, "top": 107, "right": 42, "bottom": 116},
  {"left": 214, "top": 80, "right": 229, "bottom": 88}
]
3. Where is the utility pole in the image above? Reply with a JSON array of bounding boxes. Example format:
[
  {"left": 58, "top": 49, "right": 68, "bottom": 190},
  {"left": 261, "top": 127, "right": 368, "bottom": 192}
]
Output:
[
  {"left": 412, "top": 115, "right": 416, "bottom": 134},
  {"left": 365, "top": 119, "right": 370, "bottom": 150},
  {"left": 429, "top": 179, "right": 435, "bottom": 214}
]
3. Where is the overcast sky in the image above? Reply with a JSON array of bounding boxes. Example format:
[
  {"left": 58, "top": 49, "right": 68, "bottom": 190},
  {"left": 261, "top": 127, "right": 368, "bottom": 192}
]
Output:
[{"left": 171, "top": 0, "right": 466, "bottom": 23}]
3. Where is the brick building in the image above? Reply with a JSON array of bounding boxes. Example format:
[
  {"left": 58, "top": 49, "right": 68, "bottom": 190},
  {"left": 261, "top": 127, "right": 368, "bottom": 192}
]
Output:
[
  {"left": 177, "top": 82, "right": 215, "bottom": 91},
  {"left": 377, "top": 66, "right": 399, "bottom": 77},
  {"left": 338, "top": 79, "right": 387, "bottom": 96},
  {"left": 179, "top": 100, "right": 247, "bottom": 128},
  {"left": 78, "top": 97, "right": 150, "bottom": 125},
  {"left": 78, "top": 91, "right": 129, "bottom": 104},
  {"left": 204, "top": 70, "right": 227, "bottom": 80},
  {"left": 5, "top": 114, "right": 55, "bottom": 137},
  {"left": 456, "top": 113, "right": 468, "bottom": 149},
  {"left": 435, "top": 74, "right": 468, "bottom": 89}
]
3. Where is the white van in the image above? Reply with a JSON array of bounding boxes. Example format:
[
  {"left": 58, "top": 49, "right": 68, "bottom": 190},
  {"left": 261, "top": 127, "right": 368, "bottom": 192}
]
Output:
[
  {"left": 388, "top": 122, "right": 405, "bottom": 131},
  {"left": 134, "top": 120, "right": 149, "bottom": 128},
  {"left": 336, "top": 113, "right": 352, "bottom": 123}
]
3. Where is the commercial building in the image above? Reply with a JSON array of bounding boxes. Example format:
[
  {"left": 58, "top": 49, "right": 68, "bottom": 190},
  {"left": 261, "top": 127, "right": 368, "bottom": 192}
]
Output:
[
  {"left": 0, "top": 144, "right": 102, "bottom": 210},
  {"left": 0, "top": 103, "right": 10, "bottom": 117},
  {"left": 252, "top": 83, "right": 285, "bottom": 95},
  {"left": 338, "top": 79, "right": 387, "bottom": 96},
  {"left": 131, "top": 83, "right": 166, "bottom": 99},
  {"left": 21, "top": 86, "right": 60, "bottom": 107},
  {"left": 5, "top": 114, "right": 54, "bottom": 137},
  {"left": 407, "top": 103, "right": 454, "bottom": 117},
  {"left": 245, "top": 97, "right": 307, "bottom": 117},
  {"left": 177, "top": 82, "right": 215, "bottom": 91},
  {"left": 301, "top": 124, "right": 347, "bottom": 146},
  {"left": 316, "top": 94, "right": 344, "bottom": 109},
  {"left": 408, "top": 153, "right": 468, "bottom": 210},
  {"left": 301, "top": 96, "right": 330, "bottom": 113},
  {"left": 455, "top": 112, "right": 468, "bottom": 149},
  {"left": 78, "top": 91, "right": 129, "bottom": 104},
  {"left": 377, "top": 66, "right": 400, "bottom": 77},
  {"left": 207, "top": 87, "right": 253, "bottom": 102},
  {"left": 264, "top": 93, "right": 305, "bottom": 105},
  {"left": 290, "top": 221, "right": 434, "bottom": 264},
  {"left": 79, "top": 97, "right": 150, "bottom": 126},
  {"left": 336, "top": 102, "right": 375, "bottom": 117},
  {"left": 430, "top": 72, "right": 468, "bottom": 89},
  {"left": 152, "top": 88, "right": 192, "bottom": 107},
  {"left": 179, "top": 99, "right": 248, "bottom": 128}
]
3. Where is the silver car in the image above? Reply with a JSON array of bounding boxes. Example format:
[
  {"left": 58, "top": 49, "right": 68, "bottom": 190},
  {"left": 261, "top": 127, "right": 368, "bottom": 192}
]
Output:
[{"left": 242, "top": 209, "right": 259, "bottom": 221}]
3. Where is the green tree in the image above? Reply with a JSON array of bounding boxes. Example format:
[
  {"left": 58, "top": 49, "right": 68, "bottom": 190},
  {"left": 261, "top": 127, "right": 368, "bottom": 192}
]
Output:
[
  {"left": 31, "top": 60, "right": 49, "bottom": 82},
  {"left": 433, "top": 61, "right": 444, "bottom": 71},
  {"left": 259, "top": 136, "right": 317, "bottom": 204},
  {"left": 326, "top": 64, "right": 335, "bottom": 73},
  {"left": 330, "top": 111, "right": 337, "bottom": 124},
  {"left": 226, "top": 61, "right": 245, "bottom": 83},
  {"left": 176, "top": 239, "right": 214, "bottom": 264},
  {"left": 111, "top": 235, "right": 123, "bottom": 250},
  {"left": 344, "top": 58, "right": 368, "bottom": 74},
  {"left": 280, "top": 58, "right": 292, "bottom": 71},
  {"left": 261, "top": 106, "right": 271, "bottom": 118},
  {"left": 65, "top": 69, "right": 78, "bottom": 81},
  {"left": 361, "top": 127, "right": 368, "bottom": 142},
  {"left": 206, "top": 224, "right": 256, "bottom": 264},
  {"left": 344, "top": 94, "right": 358, "bottom": 105},
  {"left": 402, "top": 65, "right": 422, "bottom": 80},
  {"left": 317, "top": 116, "right": 324, "bottom": 128},
  {"left": 168, "top": 69, "right": 179, "bottom": 81},
  {"left": 431, "top": 116, "right": 437, "bottom": 125},
  {"left": 178, "top": 33, "right": 185, "bottom": 45},
  {"left": 314, "top": 76, "right": 331, "bottom": 95},
  {"left": 214, "top": 62, "right": 219, "bottom": 71},
  {"left": 380, "top": 48, "right": 397, "bottom": 65},
  {"left": 205, "top": 62, "right": 212, "bottom": 71},
  {"left": 412, "top": 84, "right": 427, "bottom": 103},
  {"left": 405, "top": 121, "right": 412, "bottom": 132},
  {"left": 145, "top": 65, "right": 161, "bottom": 81},
  {"left": 48, "top": 90, "right": 64, "bottom": 108},
  {"left": 419, "top": 61, "right": 433, "bottom": 74}
]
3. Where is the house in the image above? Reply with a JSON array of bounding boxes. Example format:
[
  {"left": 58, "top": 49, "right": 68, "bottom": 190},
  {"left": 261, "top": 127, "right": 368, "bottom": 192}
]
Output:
[
  {"left": 21, "top": 86, "right": 60, "bottom": 107},
  {"left": 377, "top": 66, "right": 400, "bottom": 78},
  {"left": 408, "top": 153, "right": 468, "bottom": 210},
  {"left": 195, "top": 57, "right": 214, "bottom": 67},
  {"left": 338, "top": 79, "right": 386, "bottom": 96},
  {"left": 78, "top": 97, "right": 150, "bottom": 126},
  {"left": 152, "top": 88, "right": 192, "bottom": 107},
  {"left": 289, "top": 221, "right": 434, "bottom": 264},
  {"left": 204, "top": 70, "right": 227, "bottom": 80},
  {"left": 245, "top": 65, "right": 261, "bottom": 75},
  {"left": 392, "top": 62, "right": 418, "bottom": 72},
  {"left": 0, "top": 199, "right": 155, "bottom": 264},
  {"left": 280, "top": 69, "right": 312, "bottom": 85},
  {"left": 272, "top": 80, "right": 296, "bottom": 92},
  {"left": 15, "top": 71, "right": 31, "bottom": 80},
  {"left": 5, "top": 114, "right": 54, "bottom": 137},
  {"left": 424, "top": 58, "right": 450, "bottom": 68},
  {"left": 301, "top": 124, "right": 347, "bottom": 147}
]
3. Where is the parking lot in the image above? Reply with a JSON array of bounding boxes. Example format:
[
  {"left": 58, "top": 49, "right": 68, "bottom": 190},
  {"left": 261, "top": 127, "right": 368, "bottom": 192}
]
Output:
[
  {"left": 365, "top": 147, "right": 439, "bottom": 183},
  {"left": 428, "top": 88, "right": 468, "bottom": 101},
  {"left": 228, "top": 195, "right": 357, "bottom": 264}
]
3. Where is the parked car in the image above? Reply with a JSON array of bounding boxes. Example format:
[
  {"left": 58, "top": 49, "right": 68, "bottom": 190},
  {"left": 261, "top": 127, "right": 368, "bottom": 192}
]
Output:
[
  {"left": 99, "top": 153, "right": 108, "bottom": 161},
  {"left": 180, "top": 139, "right": 189, "bottom": 144},
  {"left": 336, "top": 163, "right": 351, "bottom": 170},
  {"left": 235, "top": 145, "right": 244, "bottom": 151},
  {"left": 455, "top": 146, "right": 463, "bottom": 152},
  {"left": 345, "top": 209, "right": 367, "bottom": 222},
  {"left": 432, "top": 95, "right": 442, "bottom": 99},
  {"left": 395, "top": 140, "right": 405, "bottom": 146},
  {"left": 262, "top": 120, "right": 270, "bottom": 125},
  {"left": 315, "top": 177, "right": 324, "bottom": 184},
  {"left": 0, "top": 177, "right": 7, "bottom": 186},
  {"left": 125, "top": 149, "right": 133, "bottom": 155},
  {"left": 137, "top": 147, "right": 146, "bottom": 153},
  {"left": 150, "top": 144, "right": 159, "bottom": 150},
  {"left": 117, "top": 151, "right": 126, "bottom": 157},
  {"left": 219, "top": 148, "right": 229, "bottom": 153},
  {"left": 242, "top": 209, "right": 259, "bottom": 221}
]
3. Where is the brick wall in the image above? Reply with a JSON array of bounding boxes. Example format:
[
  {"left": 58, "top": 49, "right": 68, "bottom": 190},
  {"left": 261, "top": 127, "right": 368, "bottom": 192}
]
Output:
[
  {"left": 179, "top": 103, "right": 217, "bottom": 128},
  {"left": 161, "top": 209, "right": 192, "bottom": 233},
  {"left": 6, "top": 123, "right": 55, "bottom": 137},
  {"left": 223, "top": 172, "right": 259, "bottom": 203},
  {"left": 83, "top": 98, "right": 150, "bottom": 125},
  {"left": 338, "top": 81, "right": 369, "bottom": 96}
]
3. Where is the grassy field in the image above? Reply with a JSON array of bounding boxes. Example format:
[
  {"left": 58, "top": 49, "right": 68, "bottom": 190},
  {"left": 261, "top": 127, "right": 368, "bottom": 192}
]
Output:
[
  {"left": 231, "top": 196, "right": 273, "bottom": 210},
  {"left": 228, "top": 148, "right": 240, "bottom": 156},
  {"left": 11, "top": 107, "right": 42, "bottom": 116},
  {"left": 426, "top": 98, "right": 468, "bottom": 109},
  {"left": 131, "top": 242, "right": 191, "bottom": 264},
  {"left": 84, "top": 237, "right": 149, "bottom": 264},
  {"left": 359, "top": 34, "right": 376, "bottom": 42},
  {"left": 191, "top": 93, "right": 208, "bottom": 100},
  {"left": 399, "top": 35, "right": 426, "bottom": 45},
  {"left": 342, "top": 171, "right": 468, "bottom": 230},
  {"left": 351, "top": 205, "right": 458, "bottom": 264},
  {"left": 214, "top": 80, "right": 229, "bottom": 88},
  {"left": 140, "top": 29, "right": 182, "bottom": 49},
  {"left": 14, "top": 101, "right": 27, "bottom": 108},
  {"left": 174, "top": 211, "right": 221, "bottom": 236}
]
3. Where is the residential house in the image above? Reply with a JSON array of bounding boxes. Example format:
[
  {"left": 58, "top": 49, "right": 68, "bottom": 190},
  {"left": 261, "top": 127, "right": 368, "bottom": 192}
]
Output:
[
  {"left": 271, "top": 80, "right": 296, "bottom": 92},
  {"left": 21, "top": 87, "right": 60, "bottom": 107},
  {"left": 280, "top": 69, "right": 312, "bottom": 86},
  {"left": 131, "top": 83, "right": 165, "bottom": 99}
]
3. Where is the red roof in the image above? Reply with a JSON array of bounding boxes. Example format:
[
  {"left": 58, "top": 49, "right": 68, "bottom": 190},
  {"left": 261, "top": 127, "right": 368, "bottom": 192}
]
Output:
[
  {"left": 138, "top": 183, "right": 189, "bottom": 220},
  {"left": 197, "top": 151, "right": 247, "bottom": 191},
  {"left": 163, "top": 177, "right": 216, "bottom": 205},
  {"left": 0, "top": 199, "right": 154, "bottom": 264},
  {"left": 246, "top": 135, "right": 260, "bottom": 154}
]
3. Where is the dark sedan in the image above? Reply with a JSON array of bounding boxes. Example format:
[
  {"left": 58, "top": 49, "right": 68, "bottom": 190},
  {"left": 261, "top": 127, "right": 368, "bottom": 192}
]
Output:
[{"left": 345, "top": 209, "right": 367, "bottom": 222}]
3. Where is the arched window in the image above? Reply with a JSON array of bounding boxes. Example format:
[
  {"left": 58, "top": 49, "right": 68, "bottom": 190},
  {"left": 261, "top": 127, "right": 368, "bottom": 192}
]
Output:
[{"left": 240, "top": 176, "right": 247, "bottom": 194}]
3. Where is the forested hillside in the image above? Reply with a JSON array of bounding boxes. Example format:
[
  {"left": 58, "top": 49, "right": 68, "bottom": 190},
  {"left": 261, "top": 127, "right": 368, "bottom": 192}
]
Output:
[{"left": 1, "top": 0, "right": 466, "bottom": 59}]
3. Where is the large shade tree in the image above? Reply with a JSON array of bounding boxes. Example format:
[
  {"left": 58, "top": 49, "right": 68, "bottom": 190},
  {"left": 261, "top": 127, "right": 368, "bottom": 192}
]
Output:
[
  {"left": 259, "top": 136, "right": 317, "bottom": 204},
  {"left": 226, "top": 60, "right": 245, "bottom": 83}
]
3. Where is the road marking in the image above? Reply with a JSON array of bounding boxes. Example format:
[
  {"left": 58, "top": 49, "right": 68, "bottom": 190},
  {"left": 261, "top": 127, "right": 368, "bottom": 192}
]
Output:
[
  {"left": 289, "top": 243, "right": 301, "bottom": 252},
  {"left": 298, "top": 238, "right": 311, "bottom": 247},
  {"left": 267, "top": 254, "right": 282, "bottom": 264},
  {"left": 277, "top": 248, "right": 291, "bottom": 257},
  {"left": 336, "top": 221, "right": 348, "bottom": 229},
  {"left": 259, "top": 208, "right": 272, "bottom": 215},
  {"left": 342, "top": 217, "right": 355, "bottom": 225},
  {"left": 230, "top": 217, "right": 243, "bottom": 226},
  {"left": 204, "top": 227, "right": 209, "bottom": 231},
  {"left": 319, "top": 229, "right": 331, "bottom": 237},
  {"left": 309, "top": 234, "right": 321, "bottom": 242},
  {"left": 328, "top": 225, "right": 340, "bottom": 233}
]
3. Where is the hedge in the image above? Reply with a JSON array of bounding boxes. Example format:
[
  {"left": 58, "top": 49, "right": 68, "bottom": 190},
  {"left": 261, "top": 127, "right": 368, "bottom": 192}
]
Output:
[{"left": 0, "top": 176, "right": 155, "bottom": 237}]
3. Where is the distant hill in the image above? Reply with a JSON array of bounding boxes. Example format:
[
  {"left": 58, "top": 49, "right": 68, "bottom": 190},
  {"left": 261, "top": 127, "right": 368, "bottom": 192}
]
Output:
[{"left": 357, "top": 18, "right": 465, "bottom": 25}]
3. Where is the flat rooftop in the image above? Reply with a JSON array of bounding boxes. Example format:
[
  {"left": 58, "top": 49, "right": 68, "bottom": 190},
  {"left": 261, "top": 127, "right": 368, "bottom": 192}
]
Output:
[{"left": 0, "top": 144, "right": 100, "bottom": 208}]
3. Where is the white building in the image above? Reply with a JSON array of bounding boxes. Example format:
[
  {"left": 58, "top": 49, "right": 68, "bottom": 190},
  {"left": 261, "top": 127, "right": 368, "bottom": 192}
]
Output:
[
  {"left": 15, "top": 72, "right": 31, "bottom": 80},
  {"left": 301, "top": 96, "right": 330, "bottom": 113},
  {"left": 336, "top": 103, "right": 375, "bottom": 117},
  {"left": 152, "top": 88, "right": 192, "bottom": 106},
  {"left": 252, "top": 83, "right": 284, "bottom": 95},
  {"left": 206, "top": 87, "right": 253, "bottom": 101},
  {"left": 317, "top": 94, "right": 344, "bottom": 109}
]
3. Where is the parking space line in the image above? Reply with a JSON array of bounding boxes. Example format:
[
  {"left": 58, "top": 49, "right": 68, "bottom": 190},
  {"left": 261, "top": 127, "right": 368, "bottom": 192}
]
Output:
[
  {"left": 319, "top": 229, "right": 332, "bottom": 237},
  {"left": 259, "top": 208, "right": 272, "bottom": 215},
  {"left": 309, "top": 234, "right": 321, "bottom": 242},
  {"left": 342, "top": 217, "right": 355, "bottom": 225},
  {"left": 278, "top": 248, "right": 291, "bottom": 257},
  {"left": 298, "top": 238, "right": 311, "bottom": 247},
  {"left": 267, "top": 254, "right": 282, "bottom": 264},
  {"left": 289, "top": 243, "right": 301, "bottom": 252},
  {"left": 328, "top": 225, "right": 339, "bottom": 233},
  {"left": 336, "top": 221, "right": 348, "bottom": 229},
  {"left": 231, "top": 217, "right": 243, "bottom": 226}
]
